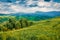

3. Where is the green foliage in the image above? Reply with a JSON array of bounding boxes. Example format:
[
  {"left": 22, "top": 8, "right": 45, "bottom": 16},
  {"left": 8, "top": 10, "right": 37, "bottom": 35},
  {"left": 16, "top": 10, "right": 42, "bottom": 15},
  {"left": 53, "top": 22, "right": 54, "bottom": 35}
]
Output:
[
  {"left": 0, "top": 17, "right": 34, "bottom": 31},
  {"left": 15, "top": 21, "right": 21, "bottom": 29},
  {"left": 30, "top": 36, "right": 38, "bottom": 40},
  {"left": 6, "top": 23, "right": 14, "bottom": 30},
  {"left": 29, "top": 21, "right": 34, "bottom": 26},
  {"left": 0, "top": 34, "right": 3, "bottom": 40},
  {"left": 0, "top": 25, "right": 7, "bottom": 31},
  {"left": 19, "top": 18, "right": 29, "bottom": 28},
  {"left": 0, "top": 25, "right": 4, "bottom": 31},
  {"left": 6, "top": 36, "right": 17, "bottom": 40},
  {"left": 0, "top": 16, "right": 60, "bottom": 40},
  {"left": 0, "top": 35, "right": 3, "bottom": 40}
]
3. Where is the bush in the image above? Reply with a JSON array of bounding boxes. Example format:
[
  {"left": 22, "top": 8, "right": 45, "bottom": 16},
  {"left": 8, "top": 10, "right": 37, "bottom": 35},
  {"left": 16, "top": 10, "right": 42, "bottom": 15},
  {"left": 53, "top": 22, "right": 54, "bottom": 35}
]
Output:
[
  {"left": 30, "top": 36, "right": 38, "bottom": 40},
  {"left": 0, "top": 18, "right": 34, "bottom": 31},
  {"left": 6, "top": 36, "right": 17, "bottom": 40},
  {"left": 6, "top": 23, "right": 13, "bottom": 30},
  {"left": 0, "top": 25, "right": 7, "bottom": 31},
  {"left": 0, "top": 25, "right": 4, "bottom": 31},
  {"left": 15, "top": 21, "right": 21, "bottom": 29},
  {"left": 8, "top": 18, "right": 16, "bottom": 28},
  {"left": 0, "top": 34, "right": 3, "bottom": 40},
  {"left": 19, "top": 18, "right": 33, "bottom": 28},
  {"left": 19, "top": 19, "right": 27, "bottom": 28},
  {"left": 29, "top": 21, "right": 33, "bottom": 26}
]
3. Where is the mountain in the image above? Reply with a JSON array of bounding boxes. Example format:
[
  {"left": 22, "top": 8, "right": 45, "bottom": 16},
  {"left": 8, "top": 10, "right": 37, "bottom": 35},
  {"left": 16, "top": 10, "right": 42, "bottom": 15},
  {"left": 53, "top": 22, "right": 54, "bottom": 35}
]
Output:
[
  {"left": 0, "top": 17, "right": 60, "bottom": 40},
  {"left": 0, "top": 14, "right": 8, "bottom": 16},
  {"left": 9, "top": 11, "right": 60, "bottom": 17},
  {"left": 0, "top": 11, "right": 60, "bottom": 21}
]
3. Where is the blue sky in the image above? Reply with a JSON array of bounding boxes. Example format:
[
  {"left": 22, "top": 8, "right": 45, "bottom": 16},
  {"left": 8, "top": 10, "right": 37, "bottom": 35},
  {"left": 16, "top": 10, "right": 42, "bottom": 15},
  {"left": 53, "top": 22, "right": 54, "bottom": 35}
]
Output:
[
  {"left": 0, "top": 0, "right": 60, "bottom": 3},
  {"left": 0, "top": 0, "right": 60, "bottom": 14},
  {"left": 53, "top": 0, "right": 60, "bottom": 3}
]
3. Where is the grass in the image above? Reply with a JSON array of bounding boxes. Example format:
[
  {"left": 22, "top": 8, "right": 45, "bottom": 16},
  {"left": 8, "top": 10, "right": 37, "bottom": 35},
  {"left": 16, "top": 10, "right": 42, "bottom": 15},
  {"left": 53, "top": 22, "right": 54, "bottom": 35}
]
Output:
[{"left": 0, "top": 17, "right": 60, "bottom": 40}]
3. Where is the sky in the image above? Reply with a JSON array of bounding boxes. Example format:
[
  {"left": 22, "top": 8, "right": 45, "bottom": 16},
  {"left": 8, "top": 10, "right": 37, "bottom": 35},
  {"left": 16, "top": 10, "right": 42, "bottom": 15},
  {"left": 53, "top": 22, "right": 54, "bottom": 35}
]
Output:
[{"left": 0, "top": 0, "right": 60, "bottom": 14}]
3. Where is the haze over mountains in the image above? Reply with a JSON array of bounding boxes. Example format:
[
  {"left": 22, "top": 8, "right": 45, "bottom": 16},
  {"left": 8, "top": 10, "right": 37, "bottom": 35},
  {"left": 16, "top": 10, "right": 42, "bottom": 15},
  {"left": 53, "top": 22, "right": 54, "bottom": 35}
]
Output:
[{"left": 0, "top": 11, "right": 60, "bottom": 21}]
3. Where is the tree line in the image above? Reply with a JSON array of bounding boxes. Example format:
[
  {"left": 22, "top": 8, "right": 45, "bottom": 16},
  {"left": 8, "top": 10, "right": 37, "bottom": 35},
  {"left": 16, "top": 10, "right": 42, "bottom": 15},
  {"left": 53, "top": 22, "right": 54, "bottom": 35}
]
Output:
[{"left": 0, "top": 18, "right": 33, "bottom": 31}]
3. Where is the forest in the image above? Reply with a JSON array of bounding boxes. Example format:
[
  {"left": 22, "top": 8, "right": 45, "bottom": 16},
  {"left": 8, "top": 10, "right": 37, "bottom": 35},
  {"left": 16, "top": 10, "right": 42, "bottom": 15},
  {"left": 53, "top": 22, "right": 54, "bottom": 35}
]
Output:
[{"left": 0, "top": 16, "right": 34, "bottom": 31}]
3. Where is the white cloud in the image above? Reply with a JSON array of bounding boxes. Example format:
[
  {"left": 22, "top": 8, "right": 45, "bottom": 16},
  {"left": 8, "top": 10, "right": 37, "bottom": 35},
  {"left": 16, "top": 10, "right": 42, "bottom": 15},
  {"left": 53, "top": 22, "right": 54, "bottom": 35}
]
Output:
[
  {"left": 0, "top": 0, "right": 60, "bottom": 14},
  {"left": 10, "top": 2, "right": 60, "bottom": 13}
]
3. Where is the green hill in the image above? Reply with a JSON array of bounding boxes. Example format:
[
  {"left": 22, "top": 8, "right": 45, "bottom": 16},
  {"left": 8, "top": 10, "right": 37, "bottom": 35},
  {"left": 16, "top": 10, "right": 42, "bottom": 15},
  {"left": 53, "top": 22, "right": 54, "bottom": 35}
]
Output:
[{"left": 0, "top": 17, "right": 60, "bottom": 40}]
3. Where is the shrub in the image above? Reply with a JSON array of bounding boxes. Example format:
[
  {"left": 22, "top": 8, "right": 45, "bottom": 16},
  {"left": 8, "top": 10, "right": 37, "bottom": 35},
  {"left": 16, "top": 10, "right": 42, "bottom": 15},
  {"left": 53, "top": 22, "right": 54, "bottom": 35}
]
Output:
[
  {"left": 0, "top": 17, "right": 34, "bottom": 31},
  {"left": 19, "top": 19, "right": 29, "bottom": 28},
  {"left": 0, "top": 25, "right": 7, "bottom": 31},
  {"left": 29, "top": 21, "right": 33, "bottom": 26},
  {"left": 0, "top": 34, "right": 3, "bottom": 40},
  {"left": 6, "top": 36, "right": 17, "bottom": 40},
  {"left": 30, "top": 36, "right": 38, "bottom": 40},
  {"left": 8, "top": 18, "right": 16, "bottom": 28},
  {"left": 15, "top": 21, "right": 21, "bottom": 29},
  {"left": 6, "top": 23, "right": 13, "bottom": 30},
  {"left": 0, "top": 25, "right": 3, "bottom": 31}
]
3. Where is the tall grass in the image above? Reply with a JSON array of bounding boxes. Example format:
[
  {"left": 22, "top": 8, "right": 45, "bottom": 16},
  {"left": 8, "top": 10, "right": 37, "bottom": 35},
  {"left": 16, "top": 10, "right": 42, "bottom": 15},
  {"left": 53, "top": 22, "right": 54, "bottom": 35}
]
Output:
[{"left": 0, "top": 17, "right": 60, "bottom": 40}]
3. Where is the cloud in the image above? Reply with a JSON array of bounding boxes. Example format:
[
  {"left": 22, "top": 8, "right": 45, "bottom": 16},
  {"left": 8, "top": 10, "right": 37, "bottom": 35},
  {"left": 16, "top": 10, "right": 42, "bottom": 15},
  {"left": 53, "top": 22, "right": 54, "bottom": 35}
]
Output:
[
  {"left": 0, "top": 2, "right": 17, "bottom": 14},
  {"left": 0, "top": 0, "right": 60, "bottom": 14},
  {"left": 10, "top": 1, "right": 60, "bottom": 13}
]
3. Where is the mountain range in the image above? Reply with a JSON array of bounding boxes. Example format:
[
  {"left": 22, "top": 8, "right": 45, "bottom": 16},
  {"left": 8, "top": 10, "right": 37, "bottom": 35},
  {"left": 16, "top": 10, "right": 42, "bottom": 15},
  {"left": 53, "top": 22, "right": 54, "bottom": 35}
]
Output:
[
  {"left": 0, "top": 11, "right": 60, "bottom": 21},
  {"left": 0, "top": 11, "right": 60, "bottom": 16}
]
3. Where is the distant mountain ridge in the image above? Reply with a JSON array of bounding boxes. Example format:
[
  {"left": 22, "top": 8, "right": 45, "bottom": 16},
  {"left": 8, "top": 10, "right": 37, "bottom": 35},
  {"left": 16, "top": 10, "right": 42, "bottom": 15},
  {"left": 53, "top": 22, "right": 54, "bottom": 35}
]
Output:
[
  {"left": 0, "top": 11, "right": 60, "bottom": 17},
  {"left": 0, "top": 11, "right": 60, "bottom": 21},
  {"left": 8, "top": 11, "right": 60, "bottom": 17}
]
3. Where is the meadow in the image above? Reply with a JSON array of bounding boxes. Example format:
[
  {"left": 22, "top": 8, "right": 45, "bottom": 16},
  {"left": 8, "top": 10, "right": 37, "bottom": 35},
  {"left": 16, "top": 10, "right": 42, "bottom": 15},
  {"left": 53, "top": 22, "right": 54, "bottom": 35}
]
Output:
[{"left": 0, "top": 16, "right": 60, "bottom": 40}]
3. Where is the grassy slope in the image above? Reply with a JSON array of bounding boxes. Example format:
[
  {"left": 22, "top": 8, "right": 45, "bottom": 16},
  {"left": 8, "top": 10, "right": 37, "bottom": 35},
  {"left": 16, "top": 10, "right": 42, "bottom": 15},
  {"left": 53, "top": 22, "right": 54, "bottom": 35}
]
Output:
[{"left": 0, "top": 17, "right": 60, "bottom": 40}]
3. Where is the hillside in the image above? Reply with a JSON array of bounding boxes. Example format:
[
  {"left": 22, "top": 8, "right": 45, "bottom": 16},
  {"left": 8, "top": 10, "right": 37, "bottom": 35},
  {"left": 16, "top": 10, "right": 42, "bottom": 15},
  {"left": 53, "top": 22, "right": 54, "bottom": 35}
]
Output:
[
  {"left": 0, "top": 17, "right": 60, "bottom": 40},
  {"left": 0, "top": 11, "right": 60, "bottom": 21}
]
